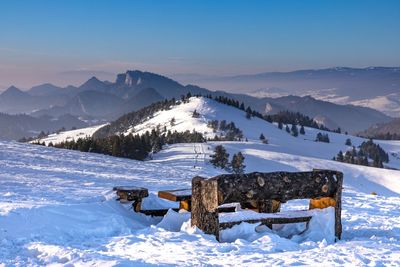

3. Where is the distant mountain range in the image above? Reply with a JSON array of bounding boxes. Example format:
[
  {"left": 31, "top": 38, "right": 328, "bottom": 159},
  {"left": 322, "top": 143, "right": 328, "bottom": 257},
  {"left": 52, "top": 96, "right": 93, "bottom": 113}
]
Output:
[
  {"left": 359, "top": 118, "right": 400, "bottom": 139},
  {"left": 0, "top": 69, "right": 394, "bottom": 140},
  {"left": 0, "top": 113, "right": 87, "bottom": 141},
  {"left": 173, "top": 67, "right": 400, "bottom": 117},
  {"left": 0, "top": 71, "right": 209, "bottom": 121}
]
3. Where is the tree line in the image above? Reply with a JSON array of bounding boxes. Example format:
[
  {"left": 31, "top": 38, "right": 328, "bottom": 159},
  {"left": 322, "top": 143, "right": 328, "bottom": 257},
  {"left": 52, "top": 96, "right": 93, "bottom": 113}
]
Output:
[
  {"left": 334, "top": 139, "right": 389, "bottom": 168},
  {"left": 207, "top": 95, "right": 334, "bottom": 132},
  {"left": 34, "top": 129, "right": 205, "bottom": 161},
  {"left": 207, "top": 120, "right": 244, "bottom": 141},
  {"left": 360, "top": 132, "right": 400, "bottom": 141}
]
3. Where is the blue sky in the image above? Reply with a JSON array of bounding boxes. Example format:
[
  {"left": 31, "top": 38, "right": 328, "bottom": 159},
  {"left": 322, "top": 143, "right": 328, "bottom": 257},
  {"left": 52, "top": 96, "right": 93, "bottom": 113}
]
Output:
[{"left": 0, "top": 0, "right": 399, "bottom": 88}]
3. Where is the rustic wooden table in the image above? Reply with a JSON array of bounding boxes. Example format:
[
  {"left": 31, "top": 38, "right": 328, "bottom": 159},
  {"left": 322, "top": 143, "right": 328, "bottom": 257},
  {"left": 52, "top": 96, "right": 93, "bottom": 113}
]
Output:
[
  {"left": 113, "top": 186, "right": 149, "bottom": 212},
  {"left": 158, "top": 189, "right": 192, "bottom": 211}
]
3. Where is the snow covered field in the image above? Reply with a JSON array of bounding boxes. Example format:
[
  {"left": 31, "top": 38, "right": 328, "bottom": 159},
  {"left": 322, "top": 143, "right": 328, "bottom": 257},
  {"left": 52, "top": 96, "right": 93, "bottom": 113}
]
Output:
[{"left": 2, "top": 97, "right": 400, "bottom": 266}]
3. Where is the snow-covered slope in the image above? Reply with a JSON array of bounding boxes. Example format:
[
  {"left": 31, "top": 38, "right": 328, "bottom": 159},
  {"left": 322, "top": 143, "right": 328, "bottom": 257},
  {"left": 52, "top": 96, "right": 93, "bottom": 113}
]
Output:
[
  {"left": 2, "top": 97, "right": 400, "bottom": 265},
  {"left": 1, "top": 139, "right": 400, "bottom": 265},
  {"left": 33, "top": 123, "right": 108, "bottom": 145},
  {"left": 129, "top": 97, "right": 400, "bottom": 169}
]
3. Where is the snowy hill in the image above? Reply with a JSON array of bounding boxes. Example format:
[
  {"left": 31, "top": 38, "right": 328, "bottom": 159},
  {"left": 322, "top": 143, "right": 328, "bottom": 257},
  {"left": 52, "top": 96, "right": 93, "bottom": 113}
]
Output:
[
  {"left": 36, "top": 97, "right": 400, "bottom": 168},
  {"left": 34, "top": 124, "right": 108, "bottom": 145},
  {"left": 3, "top": 96, "right": 400, "bottom": 265}
]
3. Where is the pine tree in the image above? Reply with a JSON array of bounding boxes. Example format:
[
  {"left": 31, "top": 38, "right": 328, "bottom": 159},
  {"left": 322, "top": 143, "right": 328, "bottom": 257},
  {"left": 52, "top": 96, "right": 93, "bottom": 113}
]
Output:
[
  {"left": 336, "top": 151, "right": 344, "bottom": 162},
  {"left": 345, "top": 138, "right": 352, "bottom": 146},
  {"left": 38, "top": 131, "right": 47, "bottom": 138},
  {"left": 231, "top": 152, "right": 245, "bottom": 174},
  {"left": 362, "top": 156, "right": 369, "bottom": 166},
  {"left": 192, "top": 109, "right": 200, "bottom": 118},
  {"left": 315, "top": 132, "right": 330, "bottom": 143},
  {"left": 170, "top": 117, "right": 176, "bottom": 126},
  {"left": 152, "top": 137, "right": 163, "bottom": 152},
  {"left": 291, "top": 124, "right": 299, "bottom": 137},
  {"left": 300, "top": 125, "right": 305, "bottom": 135},
  {"left": 373, "top": 154, "right": 383, "bottom": 168},
  {"left": 344, "top": 151, "right": 351, "bottom": 163},
  {"left": 111, "top": 136, "right": 121, "bottom": 157},
  {"left": 351, "top": 146, "right": 357, "bottom": 157},
  {"left": 210, "top": 145, "right": 229, "bottom": 169},
  {"left": 246, "top": 107, "right": 252, "bottom": 119}
]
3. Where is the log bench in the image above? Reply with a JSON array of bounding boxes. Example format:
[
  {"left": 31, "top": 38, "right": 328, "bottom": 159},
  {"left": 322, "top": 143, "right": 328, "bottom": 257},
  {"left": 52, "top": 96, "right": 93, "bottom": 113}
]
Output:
[{"left": 191, "top": 169, "right": 343, "bottom": 241}]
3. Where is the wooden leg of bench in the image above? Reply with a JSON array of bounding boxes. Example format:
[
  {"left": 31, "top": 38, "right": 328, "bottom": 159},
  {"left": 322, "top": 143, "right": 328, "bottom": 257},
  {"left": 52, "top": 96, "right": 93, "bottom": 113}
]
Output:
[
  {"left": 117, "top": 191, "right": 127, "bottom": 202},
  {"left": 179, "top": 200, "right": 191, "bottom": 211},
  {"left": 310, "top": 171, "right": 343, "bottom": 241},
  {"left": 272, "top": 200, "right": 281, "bottom": 213},
  {"left": 191, "top": 177, "right": 220, "bottom": 240},
  {"left": 334, "top": 172, "right": 343, "bottom": 241},
  {"left": 297, "top": 220, "right": 311, "bottom": 236},
  {"left": 133, "top": 200, "right": 142, "bottom": 212},
  {"left": 258, "top": 200, "right": 281, "bottom": 213}
]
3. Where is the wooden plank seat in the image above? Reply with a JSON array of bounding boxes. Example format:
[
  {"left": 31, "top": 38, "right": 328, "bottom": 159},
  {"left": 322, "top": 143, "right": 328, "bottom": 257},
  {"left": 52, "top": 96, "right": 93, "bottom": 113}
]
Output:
[
  {"left": 191, "top": 169, "right": 343, "bottom": 241},
  {"left": 158, "top": 189, "right": 192, "bottom": 211},
  {"left": 219, "top": 209, "right": 313, "bottom": 230},
  {"left": 139, "top": 208, "right": 179, "bottom": 216},
  {"left": 157, "top": 189, "right": 238, "bottom": 213}
]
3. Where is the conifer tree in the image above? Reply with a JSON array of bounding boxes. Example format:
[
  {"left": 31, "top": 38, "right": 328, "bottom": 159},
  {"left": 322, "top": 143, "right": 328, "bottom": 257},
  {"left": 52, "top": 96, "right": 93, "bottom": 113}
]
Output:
[
  {"left": 231, "top": 152, "right": 245, "bottom": 174},
  {"left": 336, "top": 151, "right": 344, "bottom": 162},
  {"left": 291, "top": 124, "right": 299, "bottom": 137},
  {"left": 285, "top": 125, "right": 290, "bottom": 133},
  {"left": 345, "top": 138, "right": 352, "bottom": 146},
  {"left": 170, "top": 117, "right": 176, "bottom": 126},
  {"left": 315, "top": 132, "right": 330, "bottom": 143},
  {"left": 300, "top": 125, "right": 305, "bottom": 135},
  {"left": 210, "top": 145, "right": 230, "bottom": 169},
  {"left": 373, "top": 155, "right": 383, "bottom": 168},
  {"left": 246, "top": 107, "right": 252, "bottom": 119},
  {"left": 192, "top": 109, "right": 200, "bottom": 118},
  {"left": 278, "top": 121, "right": 283, "bottom": 130},
  {"left": 344, "top": 151, "right": 351, "bottom": 162},
  {"left": 111, "top": 136, "right": 121, "bottom": 157}
]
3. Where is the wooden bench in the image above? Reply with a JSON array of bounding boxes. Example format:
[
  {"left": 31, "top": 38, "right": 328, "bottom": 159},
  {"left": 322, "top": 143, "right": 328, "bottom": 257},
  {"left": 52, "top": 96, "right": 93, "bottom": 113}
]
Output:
[
  {"left": 191, "top": 169, "right": 343, "bottom": 241},
  {"left": 158, "top": 189, "right": 192, "bottom": 211}
]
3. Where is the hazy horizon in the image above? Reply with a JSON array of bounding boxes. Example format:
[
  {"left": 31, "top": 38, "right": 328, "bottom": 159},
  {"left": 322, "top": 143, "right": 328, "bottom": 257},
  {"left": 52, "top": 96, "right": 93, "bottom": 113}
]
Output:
[{"left": 2, "top": 65, "right": 400, "bottom": 92}]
